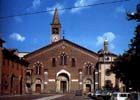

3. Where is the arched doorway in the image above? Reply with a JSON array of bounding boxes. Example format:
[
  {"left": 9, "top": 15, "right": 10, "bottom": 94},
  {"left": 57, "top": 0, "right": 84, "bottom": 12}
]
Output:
[
  {"left": 86, "top": 84, "right": 91, "bottom": 93},
  {"left": 84, "top": 79, "right": 92, "bottom": 93},
  {"left": 104, "top": 80, "right": 113, "bottom": 89},
  {"left": 35, "top": 78, "right": 42, "bottom": 93},
  {"left": 35, "top": 84, "right": 41, "bottom": 93},
  {"left": 56, "top": 73, "right": 69, "bottom": 93}
]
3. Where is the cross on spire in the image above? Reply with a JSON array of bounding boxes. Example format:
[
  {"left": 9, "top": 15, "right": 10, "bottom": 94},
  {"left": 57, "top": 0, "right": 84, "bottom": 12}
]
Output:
[{"left": 62, "top": 30, "right": 65, "bottom": 39}]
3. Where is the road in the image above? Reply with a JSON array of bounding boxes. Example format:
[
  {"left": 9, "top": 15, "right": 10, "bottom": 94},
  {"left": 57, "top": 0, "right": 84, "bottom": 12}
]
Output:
[
  {"left": 0, "top": 94, "right": 52, "bottom": 100},
  {"left": 53, "top": 94, "right": 91, "bottom": 100},
  {"left": 0, "top": 94, "right": 92, "bottom": 100}
]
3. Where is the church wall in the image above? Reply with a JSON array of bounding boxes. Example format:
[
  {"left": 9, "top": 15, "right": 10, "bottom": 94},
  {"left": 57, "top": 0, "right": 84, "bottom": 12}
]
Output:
[
  {"left": 1, "top": 51, "right": 27, "bottom": 95},
  {"left": 70, "top": 81, "right": 79, "bottom": 93},
  {"left": 25, "top": 41, "right": 99, "bottom": 93},
  {"left": 46, "top": 81, "right": 56, "bottom": 93}
]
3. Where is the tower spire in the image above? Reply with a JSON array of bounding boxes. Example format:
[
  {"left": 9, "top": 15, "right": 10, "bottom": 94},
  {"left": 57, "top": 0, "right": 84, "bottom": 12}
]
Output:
[
  {"left": 104, "top": 37, "right": 108, "bottom": 53},
  {"left": 52, "top": 8, "right": 60, "bottom": 25}
]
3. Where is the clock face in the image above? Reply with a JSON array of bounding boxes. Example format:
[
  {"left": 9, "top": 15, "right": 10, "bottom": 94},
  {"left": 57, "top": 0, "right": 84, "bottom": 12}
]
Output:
[{"left": 52, "top": 35, "right": 59, "bottom": 42}]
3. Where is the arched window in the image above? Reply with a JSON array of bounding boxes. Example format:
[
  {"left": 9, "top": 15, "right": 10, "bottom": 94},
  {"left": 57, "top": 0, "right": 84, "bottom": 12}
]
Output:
[
  {"left": 35, "top": 62, "right": 42, "bottom": 75},
  {"left": 71, "top": 58, "right": 76, "bottom": 67},
  {"left": 105, "top": 69, "right": 111, "bottom": 76},
  {"left": 60, "top": 53, "right": 67, "bottom": 65},
  {"left": 89, "top": 66, "right": 92, "bottom": 75},
  {"left": 52, "top": 28, "right": 59, "bottom": 34},
  {"left": 35, "top": 65, "right": 38, "bottom": 74},
  {"left": 52, "top": 58, "right": 56, "bottom": 67},
  {"left": 38, "top": 64, "right": 41, "bottom": 75},
  {"left": 85, "top": 63, "right": 92, "bottom": 75},
  {"left": 64, "top": 54, "right": 67, "bottom": 65}
]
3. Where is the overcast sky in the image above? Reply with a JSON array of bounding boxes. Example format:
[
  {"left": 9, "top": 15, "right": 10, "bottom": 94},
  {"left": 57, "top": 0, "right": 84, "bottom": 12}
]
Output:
[{"left": 0, "top": 0, "right": 139, "bottom": 54}]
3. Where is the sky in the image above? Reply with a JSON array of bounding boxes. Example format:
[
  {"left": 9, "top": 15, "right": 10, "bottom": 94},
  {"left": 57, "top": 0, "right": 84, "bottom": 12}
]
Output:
[{"left": 0, "top": 0, "right": 139, "bottom": 55}]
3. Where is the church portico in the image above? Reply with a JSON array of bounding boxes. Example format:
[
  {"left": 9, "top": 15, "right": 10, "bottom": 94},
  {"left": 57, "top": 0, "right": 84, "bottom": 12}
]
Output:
[{"left": 56, "top": 69, "right": 70, "bottom": 93}]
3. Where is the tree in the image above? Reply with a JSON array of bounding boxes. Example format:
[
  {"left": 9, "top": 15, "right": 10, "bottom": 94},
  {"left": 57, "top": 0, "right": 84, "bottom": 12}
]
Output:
[
  {"left": 112, "top": 3, "right": 140, "bottom": 91},
  {"left": 127, "top": 4, "right": 140, "bottom": 21}
]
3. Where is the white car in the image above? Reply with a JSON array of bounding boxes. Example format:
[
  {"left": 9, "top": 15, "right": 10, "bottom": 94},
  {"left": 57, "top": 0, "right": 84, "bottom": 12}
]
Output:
[{"left": 110, "top": 92, "right": 130, "bottom": 100}]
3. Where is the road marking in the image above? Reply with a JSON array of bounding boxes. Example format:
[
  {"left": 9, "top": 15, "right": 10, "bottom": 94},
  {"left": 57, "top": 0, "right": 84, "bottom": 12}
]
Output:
[{"left": 33, "top": 95, "right": 64, "bottom": 100}]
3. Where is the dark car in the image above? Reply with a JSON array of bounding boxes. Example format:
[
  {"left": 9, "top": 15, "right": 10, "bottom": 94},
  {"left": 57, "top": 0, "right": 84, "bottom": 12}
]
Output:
[
  {"left": 130, "top": 92, "right": 140, "bottom": 100},
  {"left": 75, "top": 90, "right": 82, "bottom": 96}
]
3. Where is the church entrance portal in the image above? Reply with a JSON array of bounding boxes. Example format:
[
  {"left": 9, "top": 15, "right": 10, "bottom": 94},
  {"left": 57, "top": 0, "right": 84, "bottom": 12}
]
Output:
[
  {"left": 84, "top": 79, "right": 92, "bottom": 93},
  {"left": 35, "top": 84, "right": 41, "bottom": 93},
  {"left": 60, "top": 81, "right": 67, "bottom": 92},
  {"left": 35, "top": 79, "right": 42, "bottom": 93},
  {"left": 57, "top": 73, "right": 69, "bottom": 93},
  {"left": 86, "top": 84, "right": 91, "bottom": 93}
]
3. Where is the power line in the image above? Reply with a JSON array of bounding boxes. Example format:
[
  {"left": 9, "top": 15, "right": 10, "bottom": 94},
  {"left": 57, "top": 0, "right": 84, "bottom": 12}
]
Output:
[{"left": 0, "top": 0, "right": 129, "bottom": 20}]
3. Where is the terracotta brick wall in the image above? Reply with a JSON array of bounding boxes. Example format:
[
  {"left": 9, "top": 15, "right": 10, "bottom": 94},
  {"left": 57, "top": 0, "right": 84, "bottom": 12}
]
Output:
[{"left": 25, "top": 41, "right": 99, "bottom": 93}]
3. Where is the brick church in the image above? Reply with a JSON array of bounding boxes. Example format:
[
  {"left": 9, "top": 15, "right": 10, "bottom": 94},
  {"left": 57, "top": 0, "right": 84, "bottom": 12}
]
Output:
[{"left": 24, "top": 9, "right": 124, "bottom": 94}]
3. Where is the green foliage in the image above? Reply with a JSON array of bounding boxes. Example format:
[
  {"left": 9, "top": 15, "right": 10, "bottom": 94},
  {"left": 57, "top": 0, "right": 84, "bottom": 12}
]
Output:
[{"left": 113, "top": 4, "right": 140, "bottom": 91}]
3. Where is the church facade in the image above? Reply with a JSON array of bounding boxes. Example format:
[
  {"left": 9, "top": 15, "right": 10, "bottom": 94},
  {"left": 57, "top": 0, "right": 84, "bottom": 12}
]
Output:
[{"left": 24, "top": 9, "right": 124, "bottom": 94}]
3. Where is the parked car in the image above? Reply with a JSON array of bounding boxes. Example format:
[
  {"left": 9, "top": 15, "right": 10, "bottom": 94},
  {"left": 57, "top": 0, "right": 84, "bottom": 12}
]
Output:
[
  {"left": 129, "top": 92, "right": 140, "bottom": 100},
  {"left": 88, "top": 90, "right": 102, "bottom": 99},
  {"left": 75, "top": 90, "right": 82, "bottom": 96},
  {"left": 110, "top": 92, "right": 130, "bottom": 100},
  {"left": 101, "top": 90, "right": 112, "bottom": 100},
  {"left": 95, "top": 90, "right": 102, "bottom": 96}
]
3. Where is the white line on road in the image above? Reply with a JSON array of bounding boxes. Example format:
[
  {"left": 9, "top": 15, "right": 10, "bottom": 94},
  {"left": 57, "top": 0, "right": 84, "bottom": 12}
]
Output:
[{"left": 33, "top": 95, "right": 64, "bottom": 100}]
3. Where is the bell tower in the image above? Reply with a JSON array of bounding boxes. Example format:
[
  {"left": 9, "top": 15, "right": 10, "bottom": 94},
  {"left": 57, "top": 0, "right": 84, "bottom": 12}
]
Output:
[
  {"left": 51, "top": 8, "right": 61, "bottom": 43},
  {"left": 103, "top": 37, "right": 109, "bottom": 54}
]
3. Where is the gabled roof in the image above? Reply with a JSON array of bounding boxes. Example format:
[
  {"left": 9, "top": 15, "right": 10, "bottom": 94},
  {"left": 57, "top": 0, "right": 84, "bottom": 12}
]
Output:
[
  {"left": 98, "top": 49, "right": 117, "bottom": 57},
  {"left": 2, "top": 48, "right": 29, "bottom": 66},
  {"left": 24, "top": 39, "right": 98, "bottom": 58}
]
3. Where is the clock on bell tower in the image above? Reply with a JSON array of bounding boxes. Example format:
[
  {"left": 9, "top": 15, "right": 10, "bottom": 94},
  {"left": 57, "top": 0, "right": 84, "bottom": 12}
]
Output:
[{"left": 51, "top": 8, "right": 61, "bottom": 43}]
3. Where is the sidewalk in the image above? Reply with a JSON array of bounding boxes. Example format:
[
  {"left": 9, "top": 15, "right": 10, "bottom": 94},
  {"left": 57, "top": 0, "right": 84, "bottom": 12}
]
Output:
[
  {"left": 0, "top": 94, "right": 54, "bottom": 100},
  {"left": 0, "top": 93, "right": 51, "bottom": 97},
  {"left": 33, "top": 95, "right": 64, "bottom": 100}
]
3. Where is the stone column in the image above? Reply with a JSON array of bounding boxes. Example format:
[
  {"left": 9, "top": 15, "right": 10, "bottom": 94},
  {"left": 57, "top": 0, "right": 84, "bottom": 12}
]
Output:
[
  {"left": 95, "top": 71, "right": 99, "bottom": 91},
  {"left": 44, "top": 71, "right": 48, "bottom": 93},
  {"left": 79, "top": 71, "right": 82, "bottom": 90}
]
